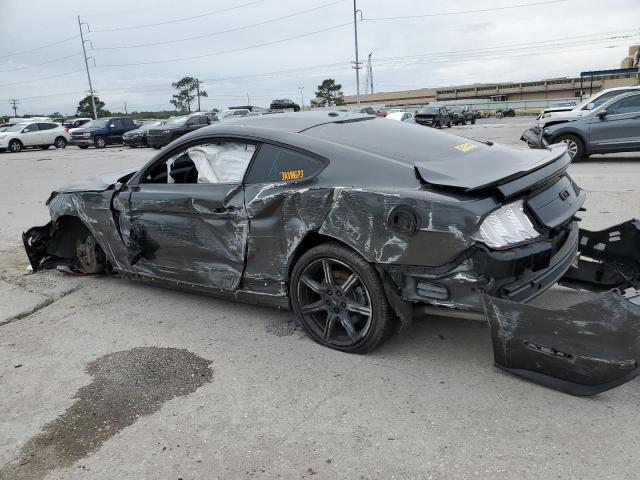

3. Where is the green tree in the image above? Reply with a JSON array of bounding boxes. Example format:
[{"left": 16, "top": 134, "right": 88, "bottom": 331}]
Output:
[
  {"left": 76, "top": 95, "right": 110, "bottom": 118},
  {"left": 170, "top": 77, "right": 208, "bottom": 112},
  {"left": 48, "top": 111, "right": 64, "bottom": 119},
  {"left": 314, "top": 79, "right": 344, "bottom": 107}
]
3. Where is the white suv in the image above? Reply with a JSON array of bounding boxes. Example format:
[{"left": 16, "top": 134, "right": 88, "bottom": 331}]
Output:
[
  {"left": 537, "top": 86, "right": 640, "bottom": 126},
  {"left": 0, "top": 122, "right": 71, "bottom": 153}
]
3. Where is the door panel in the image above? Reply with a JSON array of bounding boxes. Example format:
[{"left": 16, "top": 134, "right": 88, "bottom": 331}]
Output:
[
  {"left": 589, "top": 96, "right": 640, "bottom": 151},
  {"left": 126, "top": 183, "right": 248, "bottom": 290},
  {"left": 20, "top": 124, "right": 41, "bottom": 146}
]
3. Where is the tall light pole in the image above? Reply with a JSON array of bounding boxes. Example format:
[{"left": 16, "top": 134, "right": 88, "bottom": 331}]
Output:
[
  {"left": 77, "top": 16, "right": 97, "bottom": 119},
  {"left": 195, "top": 78, "right": 201, "bottom": 111},
  {"left": 353, "top": 0, "right": 362, "bottom": 108},
  {"left": 299, "top": 86, "right": 304, "bottom": 110}
]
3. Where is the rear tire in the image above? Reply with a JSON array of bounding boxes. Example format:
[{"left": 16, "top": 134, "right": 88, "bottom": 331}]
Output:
[
  {"left": 290, "top": 242, "right": 395, "bottom": 354},
  {"left": 555, "top": 134, "right": 584, "bottom": 161},
  {"left": 54, "top": 137, "right": 67, "bottom": 149},
  {"left": 94, "top": 136, "right": 107, "bottom": 149}
]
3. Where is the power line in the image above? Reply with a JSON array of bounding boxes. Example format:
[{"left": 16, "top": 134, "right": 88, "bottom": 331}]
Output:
[
  {"left": 89, "top": 0, "right": 266, "bottom": 32},
  {"left": 363, "top": 0, "right": 569, "bottom": 21},
  {"left": 0, "top": 52, "right": 83, "bottom": 74},
  {"left": 93, "top": 0, "right": 344, "bottom": 50},
  {"left": 97, "top": 22, "right": 352, "bottom": 67},
  {"left": 0, "top": 35, "right": 78, "bottom": 60}
]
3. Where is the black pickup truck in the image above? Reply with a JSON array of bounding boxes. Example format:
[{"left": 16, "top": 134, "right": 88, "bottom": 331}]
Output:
[
  {"left": 414, "top": 105, "right": 451, "bottom": 128},
  {"left": 146, "top": 113, "right": 212, "bottom": 149},
  {"left": 448, "top": 106, "right": 476, "bottom": 125}
]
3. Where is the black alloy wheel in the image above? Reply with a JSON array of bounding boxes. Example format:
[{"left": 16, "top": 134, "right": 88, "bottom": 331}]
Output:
[
  {"left": 54, "top": 137, "right": 67, "bottom": 149},
  {"left": 291, "top": 243, "right": 394, "bottom": 353}
]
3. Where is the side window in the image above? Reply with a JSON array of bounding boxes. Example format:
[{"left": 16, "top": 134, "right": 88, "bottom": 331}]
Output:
[
  {"left": 37, "top": 123, "right": 55, "bottom": 130},
  {"left": 110, "top": 119, "right": 123, "bottom": 128},
  {"left": 607, "top": 95, "right": 640, "bottom": 115},
  {"left": 198, "top": 116, "right": 210, "bottom": 125},
  {"left": 23, "top": 124, "right": 39, "bottom": 132},
  {"left": 245, "top": 143, "right": 327, "bottom": 184},
  {"left": 142, "top": 140, "right": 256, "bottom": 185},
  {"left": 591, "top": 91, "right": 623, "bottom": 108}
]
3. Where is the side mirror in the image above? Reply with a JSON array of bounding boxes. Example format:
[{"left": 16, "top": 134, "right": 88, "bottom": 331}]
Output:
[
  {"left": 585, "top": 102, "right": 595, "bottom": 110},
  {"left": 596, "top": 109, "right": 608, "bottom": 119}
]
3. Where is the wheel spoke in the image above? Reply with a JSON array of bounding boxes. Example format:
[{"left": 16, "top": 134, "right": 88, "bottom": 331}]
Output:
[
  {"left": 322, "top": 259, "right": 336, "bottom": 287},
  {"left": 300, "top": 274, "right": 324, "bottom": 294},
  {"left": 338, "top": 312, "right": 358, "bottom": 341},
  {"left": 301, "top": 298, "right": 326, "bottom": 314},
  {"left": 346, "top": 300, "right": 371, "bottom": 316},
  {"left": 323, "top": 314, "right": 338, "bottom": 339},
  {"left": 340, "top": 273, "right": 359, "bottom": 293}
]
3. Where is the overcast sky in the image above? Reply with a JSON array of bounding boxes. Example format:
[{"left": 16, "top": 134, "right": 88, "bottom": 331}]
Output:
[{"left": 1, "top": 0, "right": 639, "bottom": 116}]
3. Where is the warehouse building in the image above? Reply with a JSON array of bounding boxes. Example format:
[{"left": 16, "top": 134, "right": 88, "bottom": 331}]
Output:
[{"left": 334, "top": 45, "right": 639, "bottom": 109}]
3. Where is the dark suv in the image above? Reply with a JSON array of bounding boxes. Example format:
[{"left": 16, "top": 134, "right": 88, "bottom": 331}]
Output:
[
  {"left": 414, "top": 105, "right": 452, "bottom": 128},
  {"left": 270, "top": 99, "right": 300, "bottom": 112},
  {"left": 69, "top": 117, "right": 138, "bottom": 149},
  {"left": 146, "top": 113, "right": 211, "bottom": 149},
  {"left": 448, "top": 106, "right": 476, "bottom": 125}
]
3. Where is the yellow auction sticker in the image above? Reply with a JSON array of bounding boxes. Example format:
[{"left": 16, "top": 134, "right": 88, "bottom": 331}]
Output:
[
  {"left": 454, "top": 143, "right": 477, "bottom": 153},
  {"left": 280, "top": 169, "right": 304, "bottom": 181}
]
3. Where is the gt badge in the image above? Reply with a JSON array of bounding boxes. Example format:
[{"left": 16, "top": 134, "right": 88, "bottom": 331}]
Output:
[
  {"left": 454, "top": 143, "right": 477, "bottom": 153},
  {"left": 280, "top": 169, "right": 304, "bottom": 181}
]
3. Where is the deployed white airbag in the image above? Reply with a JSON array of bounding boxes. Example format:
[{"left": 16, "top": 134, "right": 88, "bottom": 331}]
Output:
[{"left": 187, "top": 143, "right": 255, "bottom": 183}]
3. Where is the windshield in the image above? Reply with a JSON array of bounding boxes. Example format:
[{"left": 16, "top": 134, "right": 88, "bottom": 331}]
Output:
[
  {"left": 418, "top": 106, "right": 439, "bottom": 114},
  {"left": 4, "top": 123, "right": 28, "bottom": 132},
  {"left": 84, "top": 119, "right": 108, "bottom": 128},
  {"left": 163, "top": 116, "right": 188, "bottom": 126}
]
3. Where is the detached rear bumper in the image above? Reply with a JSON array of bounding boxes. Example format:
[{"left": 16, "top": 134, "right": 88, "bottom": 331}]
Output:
[{"left": 484, "top": 219, "right": 640, "bottom": 396}]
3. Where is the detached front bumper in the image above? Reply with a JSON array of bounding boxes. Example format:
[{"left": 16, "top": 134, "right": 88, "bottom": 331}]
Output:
[{"left": 521, "top": 126, "right": 546, "bottom": 148}]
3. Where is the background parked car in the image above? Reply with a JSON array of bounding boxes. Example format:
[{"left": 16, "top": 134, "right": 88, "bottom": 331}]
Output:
[
  {"left": 386, "top": 111, "right": 413, "bottom": 122},
  {"left": 358, "top": 107, "right": 386, "bottom": 117},
  {"left": 448, "top": 106, "right": 476, "bottom": 125},
  {"left": 215, "top": 109, "right": 250, "bottom": 120},
  {"left": 146, "top": 113, "right": 211, "bottom": 149},
  {"left": 62, "top": 118, "right": 91, "bottom": 130},
  {"left": 496, "top": 108, "right": 515, "bottom": 118},
  {"left": 521, "top": 91, "right": 640, "bottom": 160},
  {"left": 69, "top": 117, "right": 138, "bottom": 149},
  {"left": 0, "top": 121, "right": 70, "bottom": 152},
  {"left": 537, "top": 86, "right": 640, "bottom": 123},
  {"left": 123, "top": 121, "right": 163, "bottom": 148},
  {"left": 414, "top": 105, "right": 452, "bottom": 128},
  {"left": 270, "top": 98, "right": 300, "bottom": 112}
]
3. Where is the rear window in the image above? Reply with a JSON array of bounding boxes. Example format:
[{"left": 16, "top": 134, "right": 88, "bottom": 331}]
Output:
[{"left": 245, "top": 143, "right": 327, "bottom": 184}]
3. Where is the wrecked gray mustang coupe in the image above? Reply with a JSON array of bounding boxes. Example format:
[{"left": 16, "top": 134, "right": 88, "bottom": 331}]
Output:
[{"left": 24, "top": 112, "right": 640, "bottom": 395}]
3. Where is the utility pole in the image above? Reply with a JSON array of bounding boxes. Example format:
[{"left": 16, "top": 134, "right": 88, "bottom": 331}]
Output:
[
  {"left": 195, "top": 78, "right": 201, "bottom": 111},
  {"left": 352, "top": 0, "right": 362, "bottom": 108},
  {"left": 368, "top": 52, "right": 373, "bottom": 94},
  {"left": 246, "top": 92, "right": 250, "bottom": 105},
  {"left": 299, "top": 86, "right": 304, "bottom": 110},
  {"left": 124, "top": 101, "right": 128, "bottom": 115},
  {"left": 77, "top": 15, "right": 97, "bottom": 120},
  {"left": 9, "top": 99, "right": 19, "bottom": 117}
]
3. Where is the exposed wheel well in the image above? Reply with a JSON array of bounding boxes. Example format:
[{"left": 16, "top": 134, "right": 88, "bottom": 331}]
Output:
[
  {"left": 286, "top": 232, "right": 361, "bottom": 283},
  {"left": 47, "top": 215, "right": 95, "bottom": 259}
]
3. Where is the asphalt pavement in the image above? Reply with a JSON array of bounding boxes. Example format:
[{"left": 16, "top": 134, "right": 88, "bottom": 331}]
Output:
[{"left": 1, "top": 117, "right": 640, "bottom": 480}]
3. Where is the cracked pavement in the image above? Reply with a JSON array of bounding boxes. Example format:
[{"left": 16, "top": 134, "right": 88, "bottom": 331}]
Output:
[{"left": 1, "top": 120, "right": 640, "bottom": 479}]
